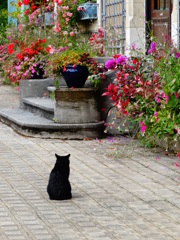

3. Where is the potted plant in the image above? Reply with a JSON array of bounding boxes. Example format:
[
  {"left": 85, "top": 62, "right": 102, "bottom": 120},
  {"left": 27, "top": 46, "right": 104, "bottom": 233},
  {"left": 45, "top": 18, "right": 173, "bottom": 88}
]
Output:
[{"left": 49, "top": 49, "right": 98, "bottom": 88}]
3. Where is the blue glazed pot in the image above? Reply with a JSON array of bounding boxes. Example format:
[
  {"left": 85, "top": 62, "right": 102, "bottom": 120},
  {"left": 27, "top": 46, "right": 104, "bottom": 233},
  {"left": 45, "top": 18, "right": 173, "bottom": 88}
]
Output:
[{"left": 61, "top": 65, "right": 89, "bottom": 88}]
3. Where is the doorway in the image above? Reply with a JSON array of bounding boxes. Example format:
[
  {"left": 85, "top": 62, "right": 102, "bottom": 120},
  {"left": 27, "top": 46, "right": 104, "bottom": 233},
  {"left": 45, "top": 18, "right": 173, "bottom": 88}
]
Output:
[{"left": 146, "top": 0, "right": 172, "bottom": 43}]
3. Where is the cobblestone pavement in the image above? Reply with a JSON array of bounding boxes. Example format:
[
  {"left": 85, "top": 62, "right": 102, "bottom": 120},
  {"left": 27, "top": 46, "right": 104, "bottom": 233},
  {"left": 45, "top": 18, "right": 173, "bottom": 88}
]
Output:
[{"left": 1, "top": 85, "right": 180, "bottom": 240}]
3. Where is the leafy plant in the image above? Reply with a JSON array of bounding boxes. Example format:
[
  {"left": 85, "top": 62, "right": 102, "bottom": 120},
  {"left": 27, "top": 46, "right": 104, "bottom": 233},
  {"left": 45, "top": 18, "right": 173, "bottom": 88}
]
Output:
[{"left": 49, "top": 50, "right": 98, "bottom": 75}]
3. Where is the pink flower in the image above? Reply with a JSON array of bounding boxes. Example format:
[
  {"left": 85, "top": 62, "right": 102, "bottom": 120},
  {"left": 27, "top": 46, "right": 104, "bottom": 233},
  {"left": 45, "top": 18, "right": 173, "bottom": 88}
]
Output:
[
  {"left": 70, "top": 31, "right": 74, "bottom": 37},
  {"left": 176, "top": 52, "right": 180, "bottom": 59},
  {"left": 140, "top": 121, "right": 147, "bottom": 136},
  {"left": 62, "top": 6, "right": 69, "bottom": 10},
  {"left": 77, "top": 6, "right": 81, "bottom": 11},
  {"left": 148, "top": 42, "right": 156, "bottom": 55},
  {"left": 175, "top": 161, "right": 178, "bottom": 167},
  {"left": 130, "top": 43, "right": 137, "bottom": 50},
  {"left": 177, "top": 152, "right": 180, "bottom": 158},
  {"left": 154, "top": 112, "right": 158, "bottom": 117},
  {"left": 165, "top": 96, "right": 169, "bottom": 104},
  {"left": 116, "top": 55, "right": 127, "bottom": 66},
  {"left": 161, "top": 92, "right": 165, "bottom": 98},
  {"left": 156, "top": 118, "right": 159, "bottom": 122},
  {"left": 105, "top": 59, "right": 116, "bottom": 70},
  {"left": 67, "top": 12, "right": 73, "bottom": 17},
  {"left": 53, "top": 21, "right": 61, "bottom": 33},
  {"left": 155, "top": 96, "right": 161, "bottom": 103}
]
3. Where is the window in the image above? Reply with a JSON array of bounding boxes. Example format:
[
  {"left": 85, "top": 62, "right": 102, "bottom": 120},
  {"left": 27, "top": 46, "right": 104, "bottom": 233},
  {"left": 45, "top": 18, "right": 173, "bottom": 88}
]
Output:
[{"left": 153, "top": 0, "right": 169, "bottom": 10}]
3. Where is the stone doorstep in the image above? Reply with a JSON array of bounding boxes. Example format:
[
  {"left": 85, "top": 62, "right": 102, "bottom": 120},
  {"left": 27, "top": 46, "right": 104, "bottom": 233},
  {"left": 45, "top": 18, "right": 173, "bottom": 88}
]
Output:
[
  {"left": 22, "top": 97, "right": 54, "bottom": 112},
  {"left": 0, "top": 108, "right": 105, "bottom": 139},
  {"left": 22, "top": 97, "right": 54, "bottom": 120}
]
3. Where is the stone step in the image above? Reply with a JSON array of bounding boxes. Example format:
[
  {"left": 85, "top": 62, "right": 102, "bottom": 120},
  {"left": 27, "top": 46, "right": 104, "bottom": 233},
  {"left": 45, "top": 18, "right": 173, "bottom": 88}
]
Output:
[
  {"left": 0, "top": 108, "right": 105, "bottom": 139},
  {"left": 47, "top": 86, "right": 56, "bottom": 93},
  {"left": 22, "top": 97, "right": 54, "bottom": 120}
]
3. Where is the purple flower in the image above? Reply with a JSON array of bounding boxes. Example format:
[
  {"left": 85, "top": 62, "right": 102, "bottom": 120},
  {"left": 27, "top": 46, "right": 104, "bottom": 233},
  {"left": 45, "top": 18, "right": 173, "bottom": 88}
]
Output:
[
  {"left": 130, "top": 43, "right": 137, "bottom": 50},
  {"left": 116, "top": 55, "right": 127, "bottom": 66},
  {"left": 7, "top": 36, "right": 10, "bottom": 40},
  {"left": 176, "top": 52, "right": 180, "bottom": 59},
  {"left": 148, "top": 42, "right": 156, "bottom": 55},
  {"left": 105, "top": 59, "right": 116, "bottom": 70}
]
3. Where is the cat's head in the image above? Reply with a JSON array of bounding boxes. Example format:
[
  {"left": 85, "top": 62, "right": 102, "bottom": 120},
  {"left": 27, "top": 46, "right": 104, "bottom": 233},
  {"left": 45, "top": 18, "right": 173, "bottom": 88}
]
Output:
[{"left": 55, "top": 153, "right": 70, "bottom": 166}]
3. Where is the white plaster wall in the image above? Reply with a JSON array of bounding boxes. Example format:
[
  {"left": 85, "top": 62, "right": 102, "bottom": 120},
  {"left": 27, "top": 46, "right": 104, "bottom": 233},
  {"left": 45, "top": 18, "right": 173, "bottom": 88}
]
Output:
[{"left": 125, "top": 0, "right": 146, "bottom": 55}]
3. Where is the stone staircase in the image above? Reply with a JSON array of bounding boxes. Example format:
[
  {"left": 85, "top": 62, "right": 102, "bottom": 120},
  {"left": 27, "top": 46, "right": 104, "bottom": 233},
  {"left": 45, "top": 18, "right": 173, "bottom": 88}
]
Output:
[{"left": 0, "top": 78, "right": 105, "bottom": 139}]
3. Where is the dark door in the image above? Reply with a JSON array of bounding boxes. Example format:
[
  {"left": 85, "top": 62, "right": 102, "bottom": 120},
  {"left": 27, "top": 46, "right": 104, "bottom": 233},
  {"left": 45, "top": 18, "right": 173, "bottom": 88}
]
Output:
[{"left": 149, "top": 0, "right": 171, "bottom": 43}]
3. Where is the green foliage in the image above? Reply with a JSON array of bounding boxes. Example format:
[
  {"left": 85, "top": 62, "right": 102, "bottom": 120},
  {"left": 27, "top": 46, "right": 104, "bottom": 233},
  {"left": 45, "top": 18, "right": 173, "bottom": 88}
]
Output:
[
  {"left": 0, "top": 0, "right": 7, "bottom": 10},
  {"left": 0, "top": 0, "right": 8, "bottom": 44}
]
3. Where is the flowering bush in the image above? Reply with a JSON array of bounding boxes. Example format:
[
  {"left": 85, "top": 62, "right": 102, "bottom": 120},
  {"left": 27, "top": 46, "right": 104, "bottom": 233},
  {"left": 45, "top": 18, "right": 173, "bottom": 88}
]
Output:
[
  {"left": 103, "top": 40, "right": 180, "bottom": 154},
  {"left": 2, "top": 0, "right": 106, "bottom": 87},
  {"left": 2, "top": 38, "right": 48, "bottom": 84},
  {"left": 88, "top": 28, "right": 105, "bottom": 57},
  {"left": 2, "top": 0, "right": 80, "bottom": 84}
]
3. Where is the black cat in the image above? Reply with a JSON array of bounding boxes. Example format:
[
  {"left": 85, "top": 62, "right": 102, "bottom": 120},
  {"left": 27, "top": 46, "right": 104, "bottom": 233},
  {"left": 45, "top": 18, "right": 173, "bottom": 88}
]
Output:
[{"left": 47, "top": 154, "right": 72, "bottom": 200}]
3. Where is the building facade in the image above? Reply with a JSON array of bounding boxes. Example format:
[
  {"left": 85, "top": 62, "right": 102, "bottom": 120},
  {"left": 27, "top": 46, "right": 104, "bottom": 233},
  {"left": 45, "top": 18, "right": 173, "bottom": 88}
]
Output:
[
  {"left": 8, "top": 0, "right": 179, "bottom": 54},
  {"left": 94, "top": 0, "right": 179, "bottom": 54}
]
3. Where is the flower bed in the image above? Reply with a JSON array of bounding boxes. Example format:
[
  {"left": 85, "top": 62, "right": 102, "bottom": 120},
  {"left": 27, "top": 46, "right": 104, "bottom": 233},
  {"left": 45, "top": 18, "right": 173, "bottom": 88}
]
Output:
[{"left": 103, "top": 39, "right": 180, "bottom": 157}]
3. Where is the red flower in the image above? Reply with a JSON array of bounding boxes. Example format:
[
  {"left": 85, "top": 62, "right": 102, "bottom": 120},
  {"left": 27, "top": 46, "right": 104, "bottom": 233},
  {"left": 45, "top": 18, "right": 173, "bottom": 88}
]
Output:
[
  {"left": 7, "top": 43, "right": 14, "bottom": 55},
  {"left": 23, "top": 0, "right": 29, "bottom": 5},
  {"left": 30, "top": 5, "right": 36, "bottom": 11},
  {"left": 18, "top": 1, "right": 22, "bottom": 7},
  {"left": 24, "top": 9, "right": 29, "bottom": 15},
  {"left": 16, "top": 53, "right": 23, "bottom": 60},
  {"left": 175, "top": 92, "right": 178, "bottom": 99},
  {"left": 45, "top": 47, "right": 51, "bottom": 53}
]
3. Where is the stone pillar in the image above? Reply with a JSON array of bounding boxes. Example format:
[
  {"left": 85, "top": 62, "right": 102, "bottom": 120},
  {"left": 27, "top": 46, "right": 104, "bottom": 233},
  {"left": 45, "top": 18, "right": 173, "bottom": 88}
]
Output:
[
  {"left": 125, "top": 0, "right": 146, "bottom": 55},
  {"left": 171, "top": 0, "right": 179, "bottom": 46},
  {"left": 54, "top": 88, "right": 101, "bottom": 124}
]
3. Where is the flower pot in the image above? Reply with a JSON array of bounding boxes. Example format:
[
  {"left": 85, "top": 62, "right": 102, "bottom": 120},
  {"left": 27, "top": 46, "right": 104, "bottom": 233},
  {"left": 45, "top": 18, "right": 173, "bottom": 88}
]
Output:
[
  {"left": 61, "top": 65, "right": 89, "bottom": 88},
  {"left": 31, "top": 68, "right": 45, "bottom": 79},
  {"left": 78, "top": 3, "right": 98, "bottom": 20}
]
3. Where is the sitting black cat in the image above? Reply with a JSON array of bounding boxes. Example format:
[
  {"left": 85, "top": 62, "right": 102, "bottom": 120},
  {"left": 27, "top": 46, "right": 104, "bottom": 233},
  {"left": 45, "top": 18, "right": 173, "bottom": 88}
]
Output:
[{"left": 47, "top": 153, "right": 72, "bottom": 200}]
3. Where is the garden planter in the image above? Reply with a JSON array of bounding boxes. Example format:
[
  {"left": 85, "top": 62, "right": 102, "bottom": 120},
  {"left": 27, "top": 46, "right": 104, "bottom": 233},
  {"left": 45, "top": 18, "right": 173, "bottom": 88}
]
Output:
[
  {"left": 78, "top": 2, "right": 98, "bottom": 20},
  {"left": 54, "top": 88, "right": 101, "bottom": 124},
  {"left": 61, "top": 65, "right": 89, "bottom": 88},
  {"left": 31, "top": 68, "right": 45, "bottom": 79}
]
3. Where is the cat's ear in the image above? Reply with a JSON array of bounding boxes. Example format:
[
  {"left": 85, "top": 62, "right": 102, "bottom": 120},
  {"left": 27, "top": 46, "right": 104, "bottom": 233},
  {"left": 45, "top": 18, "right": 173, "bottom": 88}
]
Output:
[
  {"left": 55, "top": 153, "right": 58, "bottom": 158},
  {"left": 67, "top": 154, "right": 70, "bottom": 158}
]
